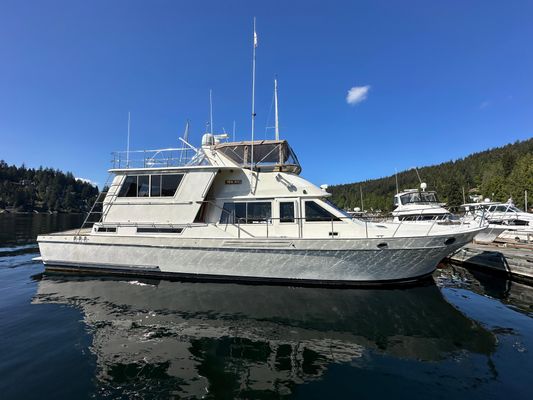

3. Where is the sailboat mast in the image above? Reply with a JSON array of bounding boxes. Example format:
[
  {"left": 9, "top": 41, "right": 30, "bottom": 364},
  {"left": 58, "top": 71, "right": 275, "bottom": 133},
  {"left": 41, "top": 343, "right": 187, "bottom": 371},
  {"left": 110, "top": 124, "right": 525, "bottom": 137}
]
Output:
[
  {"left": 251, "top": 17, "right": 257, "bottom": 169},
  {"left": 274, "top": 78, "right": 279, "bottom": 140}
]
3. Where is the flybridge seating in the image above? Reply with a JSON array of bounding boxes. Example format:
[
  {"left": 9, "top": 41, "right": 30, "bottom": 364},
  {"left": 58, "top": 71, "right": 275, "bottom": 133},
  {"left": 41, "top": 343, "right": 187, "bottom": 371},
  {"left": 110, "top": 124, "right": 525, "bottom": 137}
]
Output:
[{"left": 215, "top": 140, "right": 302, "bottom": 174}]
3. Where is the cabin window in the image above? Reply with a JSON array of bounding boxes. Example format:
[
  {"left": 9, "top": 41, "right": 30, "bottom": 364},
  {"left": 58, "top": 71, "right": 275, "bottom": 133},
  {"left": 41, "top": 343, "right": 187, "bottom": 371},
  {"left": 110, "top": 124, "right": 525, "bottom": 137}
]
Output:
[
  {"left": 161, "top": 174, "right": 183, "bottom": 197},
  {"left": 280, "top": 202, "right": 295, "bottom": 223},
  {"left": 138, "top": 176, "right": 150, "bottom": 197},
  {"left": 118, "top": 174, "right": 183, "bottom": 197},
  {"left": 150, "top": 175, "right": 162, "bottom": 197},
  {"left": 247, "top": 202, "right": 272, "bottom": 223},
  {"left": 220, "top": 202, "right": 271, "bottom": 224},
  {"left": 118, "top": 176, "right": 138, "bottom": 197},
  {"left": 137, "top": 227, "right": 183, "bottom": 234},
  {"left": 305, "top": 201, "right": 340, "bottom": 222},
  {"left": 96, "top": 226, "right": 116, "bottom": 233}
]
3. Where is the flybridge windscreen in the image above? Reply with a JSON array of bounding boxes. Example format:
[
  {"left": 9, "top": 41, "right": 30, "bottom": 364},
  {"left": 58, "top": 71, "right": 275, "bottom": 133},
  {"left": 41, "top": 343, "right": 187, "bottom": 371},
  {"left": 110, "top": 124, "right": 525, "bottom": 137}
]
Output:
[
  {"left": 215, "top": 141, "right": 301, "bottom": 173},
  {"left": 400, "top": 192, "right": 439, "bottom": 205}
]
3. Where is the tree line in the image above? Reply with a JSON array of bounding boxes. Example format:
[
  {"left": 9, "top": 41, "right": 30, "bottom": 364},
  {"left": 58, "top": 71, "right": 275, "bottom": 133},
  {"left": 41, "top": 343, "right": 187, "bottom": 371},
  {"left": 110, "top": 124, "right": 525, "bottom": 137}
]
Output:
[
  {"left": 329, "top": 138, "right": 533, "bottom": 213},
  {"left": 0, "top": 160, "right": 99, "bottom": 212}
]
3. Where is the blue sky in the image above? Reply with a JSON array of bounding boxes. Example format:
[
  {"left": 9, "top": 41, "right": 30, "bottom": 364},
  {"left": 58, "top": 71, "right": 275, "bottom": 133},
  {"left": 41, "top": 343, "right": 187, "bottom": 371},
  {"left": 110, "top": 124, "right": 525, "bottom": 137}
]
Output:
[{"left": 1, "top": 0, "right": 532, "bottom": 187}]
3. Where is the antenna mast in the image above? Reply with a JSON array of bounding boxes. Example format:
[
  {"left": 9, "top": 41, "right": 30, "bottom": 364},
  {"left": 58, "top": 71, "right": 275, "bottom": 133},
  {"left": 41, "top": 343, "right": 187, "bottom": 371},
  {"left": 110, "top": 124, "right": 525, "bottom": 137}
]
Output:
[
  {"left": 232, "top": 120, "right": 236, "bottom": 141},
  {"left": 414, "top": 167, "right": 422, "bottom": 184},
  {"left": 395, "top": 169, "right": 399, "bottom": 194},
  {"left": 274, "top": 78, "right": 279, "bottom": 140},
  {"left": 209, "top": 89, "right": 213, "bottom": 134},
  {"left": 360, "top": 185, "right": 364, "bottom": 212},
  {"left": 179, "top": 120, "right": 190, "bottom": 164},
  {"left": 251, "top": 17, "right": 257, "bottom": 169},
  {"left": 126, "top": 111, "right": 131, "bottom": 167}
]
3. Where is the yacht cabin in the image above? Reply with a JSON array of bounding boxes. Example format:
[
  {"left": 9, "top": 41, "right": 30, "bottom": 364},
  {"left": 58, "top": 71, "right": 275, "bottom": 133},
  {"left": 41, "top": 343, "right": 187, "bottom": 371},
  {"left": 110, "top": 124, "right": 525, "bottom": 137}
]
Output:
[{"left": 91, "top": 136, "right": 357, "bottom": 239}]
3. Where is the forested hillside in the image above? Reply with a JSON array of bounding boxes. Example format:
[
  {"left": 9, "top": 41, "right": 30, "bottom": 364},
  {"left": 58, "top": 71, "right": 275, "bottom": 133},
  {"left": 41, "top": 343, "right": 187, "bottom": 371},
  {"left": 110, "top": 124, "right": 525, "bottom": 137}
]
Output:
[
  {"left": 0, "top": 161, "right": 99, "bottom": 212},
  {"left": 329, "top": 138, "right": 533, "bottom": 212}
]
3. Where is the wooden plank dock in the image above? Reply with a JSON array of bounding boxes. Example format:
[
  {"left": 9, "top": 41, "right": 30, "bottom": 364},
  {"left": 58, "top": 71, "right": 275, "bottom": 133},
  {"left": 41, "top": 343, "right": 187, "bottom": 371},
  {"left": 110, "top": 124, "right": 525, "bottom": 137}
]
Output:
[{"left": 447, "top": 241, "right": 533, "bottom": 284}]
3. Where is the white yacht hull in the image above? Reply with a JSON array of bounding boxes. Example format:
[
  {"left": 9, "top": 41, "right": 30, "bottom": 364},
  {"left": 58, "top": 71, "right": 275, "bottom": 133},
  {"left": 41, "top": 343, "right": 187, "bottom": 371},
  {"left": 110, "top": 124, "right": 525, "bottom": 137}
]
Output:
[{"left": 37, "top": 228, "right": 482, "bottom": 285}]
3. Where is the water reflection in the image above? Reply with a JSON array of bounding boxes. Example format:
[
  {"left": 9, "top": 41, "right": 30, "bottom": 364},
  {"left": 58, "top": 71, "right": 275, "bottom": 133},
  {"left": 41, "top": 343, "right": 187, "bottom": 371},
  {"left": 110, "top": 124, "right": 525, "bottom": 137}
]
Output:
[
  {"left": 437, "top": 264, "right": 533, "bottom": 316},
  {"left": 0, "top": 214, "right": 83, "bottom": 246},
  {"left": 33, "top": 276, "right": 496, "bottom": 398}
]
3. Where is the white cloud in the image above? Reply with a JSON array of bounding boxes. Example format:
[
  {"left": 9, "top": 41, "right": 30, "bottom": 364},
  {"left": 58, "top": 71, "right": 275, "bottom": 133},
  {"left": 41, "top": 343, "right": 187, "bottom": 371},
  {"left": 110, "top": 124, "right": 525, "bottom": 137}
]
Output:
[
  {"left": 346, "top": 85, "right": 370, "bottom": 105},
  {"left": 76, "top": 177, "right": 98, "bottom": 186}
]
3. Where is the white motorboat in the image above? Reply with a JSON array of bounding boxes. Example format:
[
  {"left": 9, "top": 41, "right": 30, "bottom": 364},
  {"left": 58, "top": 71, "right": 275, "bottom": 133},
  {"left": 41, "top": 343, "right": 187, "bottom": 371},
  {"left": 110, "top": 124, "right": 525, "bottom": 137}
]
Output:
[
  {"left": 37, "top": 134, "right": 486, "bottom": 285},
  {"left": 463, "top": 199, "right": 533, "bottom": 227},
  {"left": 462, "top": 199, "right": 533, "bottom": 243},
  {"left": 392, "top": 184, "right": 455, "bottom": 222}
]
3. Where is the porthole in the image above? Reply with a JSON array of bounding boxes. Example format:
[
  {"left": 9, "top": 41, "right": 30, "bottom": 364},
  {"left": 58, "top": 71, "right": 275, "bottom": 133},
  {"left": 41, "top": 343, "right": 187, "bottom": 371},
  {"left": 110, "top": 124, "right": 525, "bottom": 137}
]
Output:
[{"left": 377, "top": 242, "right": 388, "bottom": 249}]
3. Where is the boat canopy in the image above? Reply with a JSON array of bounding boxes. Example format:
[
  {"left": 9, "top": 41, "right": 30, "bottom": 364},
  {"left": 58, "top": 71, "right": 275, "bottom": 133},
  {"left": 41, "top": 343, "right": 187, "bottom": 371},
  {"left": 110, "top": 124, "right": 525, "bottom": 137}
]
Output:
[{"left": 215, "top": 140, "right": 301, "bottom": 174}]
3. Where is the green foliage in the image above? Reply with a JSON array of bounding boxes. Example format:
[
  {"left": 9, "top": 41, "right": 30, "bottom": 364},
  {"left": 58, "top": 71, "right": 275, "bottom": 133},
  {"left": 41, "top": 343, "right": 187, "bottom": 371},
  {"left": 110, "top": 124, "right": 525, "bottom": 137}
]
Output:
[
  {"left": 330, "top": 139, "right": 533, "bottom": 212},
  {"left": 0, "top": 161, "right": 99, "bottom": 212}
]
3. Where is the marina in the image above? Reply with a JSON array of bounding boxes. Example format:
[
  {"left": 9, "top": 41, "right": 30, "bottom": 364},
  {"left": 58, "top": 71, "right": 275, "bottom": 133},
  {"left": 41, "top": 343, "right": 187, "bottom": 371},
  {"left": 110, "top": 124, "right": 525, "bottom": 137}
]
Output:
[
  {"left": 2, "top": 3, "right": 533, "bottom": 399},
  {"left": 1, "top": 213, "right": 532, "bottom": 399}
]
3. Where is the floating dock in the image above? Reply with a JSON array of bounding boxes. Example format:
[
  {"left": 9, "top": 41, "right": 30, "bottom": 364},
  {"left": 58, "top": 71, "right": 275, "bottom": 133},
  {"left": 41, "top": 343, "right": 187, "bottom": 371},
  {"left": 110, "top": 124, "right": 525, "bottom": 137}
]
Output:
[{"left": 447, "top": 240, "right": 533, "bottom": 284}]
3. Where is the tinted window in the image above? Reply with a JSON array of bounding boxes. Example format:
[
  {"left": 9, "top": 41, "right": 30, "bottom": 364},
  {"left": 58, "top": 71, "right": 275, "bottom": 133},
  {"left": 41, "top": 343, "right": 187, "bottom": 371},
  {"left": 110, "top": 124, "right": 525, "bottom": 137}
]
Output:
[
  {"left": 247, "top": 202, "right": 271, "bottom": 223},
  {"left": 219, "top": 202, "right": 271, "bottom": 224},
  {"left": 150, "top": 175, "right": 161, "bottom": 197},
  {"left": 137, "top": 227, "right": 183, "bottom": 234},
  {"left": 220, "top": 203, "right": 234, "bottom": 224},
  {"left": 161, "top": 174, "right": 183, "bottom": 197},
  {"left": 220, "top": 202, "right": 246, "bottom": 224},
  {"left": 280, "top": 202, "right": 295, "bottom": 223},
  {"left": 138, "top": 176, "right": 150, "bottom": 197},
  {"left": 305, "top": 201, "right": 340, "bottom": 222},
  {"left": 118, "top": 176, "right": 138, "bottom": 197}
]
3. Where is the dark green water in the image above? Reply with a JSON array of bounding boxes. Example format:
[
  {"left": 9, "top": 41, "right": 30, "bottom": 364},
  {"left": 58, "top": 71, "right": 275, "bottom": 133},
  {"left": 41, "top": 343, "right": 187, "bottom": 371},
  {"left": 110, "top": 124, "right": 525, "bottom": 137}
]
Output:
[{"left": 1, "top": 214, "right": 533, "bottom": 399}]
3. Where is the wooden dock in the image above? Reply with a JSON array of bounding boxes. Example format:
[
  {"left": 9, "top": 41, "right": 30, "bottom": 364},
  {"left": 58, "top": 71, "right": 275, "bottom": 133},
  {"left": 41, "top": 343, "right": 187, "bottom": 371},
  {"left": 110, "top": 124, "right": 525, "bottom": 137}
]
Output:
[{"left": 447, "top": 241, "right": 533, "bottom": 284}]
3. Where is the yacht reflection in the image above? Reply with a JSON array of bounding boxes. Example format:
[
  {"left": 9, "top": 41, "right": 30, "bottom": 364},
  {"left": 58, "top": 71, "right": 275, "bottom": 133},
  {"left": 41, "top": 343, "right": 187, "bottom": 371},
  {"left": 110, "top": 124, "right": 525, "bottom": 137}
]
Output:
[{"left": 33, "top": 277, "right": 496, "bottom": 398}]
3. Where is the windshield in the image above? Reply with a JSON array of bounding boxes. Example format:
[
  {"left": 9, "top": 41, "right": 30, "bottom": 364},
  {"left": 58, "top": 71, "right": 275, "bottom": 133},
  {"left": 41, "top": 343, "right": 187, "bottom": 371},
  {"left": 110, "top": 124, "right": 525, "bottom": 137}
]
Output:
[
  {"left": 400, "top": 192, "right": 438, "bottom": 205},
  {"left": 324, "top": 199, "right": 352, "bottom": 218}
]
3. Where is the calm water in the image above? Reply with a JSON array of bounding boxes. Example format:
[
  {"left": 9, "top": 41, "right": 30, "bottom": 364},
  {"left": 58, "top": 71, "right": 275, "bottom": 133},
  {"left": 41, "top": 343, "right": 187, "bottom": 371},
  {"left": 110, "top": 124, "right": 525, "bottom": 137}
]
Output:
[{"left": 1, "top": 215, "right": 533, "bottom": 399}]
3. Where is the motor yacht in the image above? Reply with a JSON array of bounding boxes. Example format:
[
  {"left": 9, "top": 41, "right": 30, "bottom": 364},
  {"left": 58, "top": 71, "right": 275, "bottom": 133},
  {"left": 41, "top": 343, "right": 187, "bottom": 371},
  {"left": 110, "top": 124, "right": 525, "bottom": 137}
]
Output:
[
  {"left": 463, "top": 199, "right": 533, "bottom": 227},
  {"left": 392, "top": 184, "right": 455, "bottom": 222},
  {"left": 37, "top": 135, "right": 486, "bottom": 285},
  {"left": 462, "top": 199, "right": 533, "bottom": 243}
]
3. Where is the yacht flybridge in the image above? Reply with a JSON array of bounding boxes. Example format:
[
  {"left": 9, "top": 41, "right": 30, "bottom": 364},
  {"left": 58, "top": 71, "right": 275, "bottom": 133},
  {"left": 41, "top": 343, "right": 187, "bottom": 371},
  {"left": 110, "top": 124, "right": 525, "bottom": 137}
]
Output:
[{"left": 37, "top": 135, "right": 487, "bottom": 285}]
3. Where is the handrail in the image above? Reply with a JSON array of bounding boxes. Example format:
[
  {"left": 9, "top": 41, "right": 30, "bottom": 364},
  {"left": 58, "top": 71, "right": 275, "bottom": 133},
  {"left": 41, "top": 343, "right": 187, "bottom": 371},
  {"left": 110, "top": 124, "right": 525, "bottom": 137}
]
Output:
[
  {"left": 87, "top": 200, "right": 486, "bottom": 240},
  {"left": 111, "top": 147, "right": 197, "bottom": 169}
]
